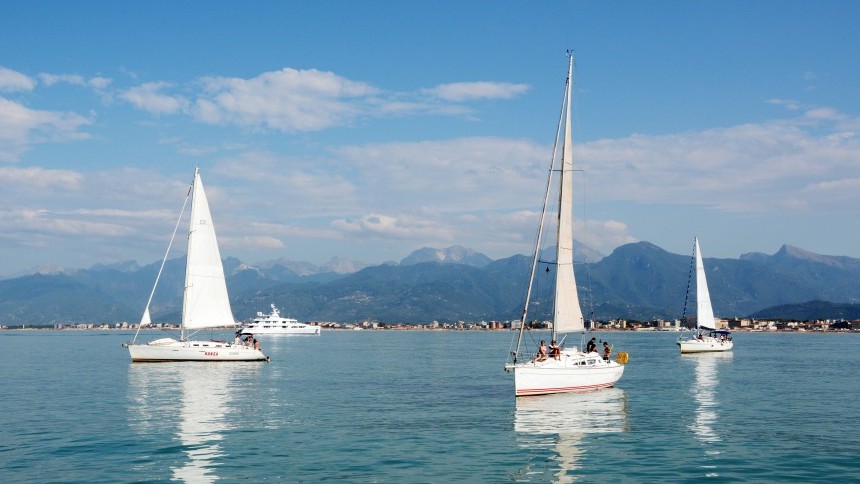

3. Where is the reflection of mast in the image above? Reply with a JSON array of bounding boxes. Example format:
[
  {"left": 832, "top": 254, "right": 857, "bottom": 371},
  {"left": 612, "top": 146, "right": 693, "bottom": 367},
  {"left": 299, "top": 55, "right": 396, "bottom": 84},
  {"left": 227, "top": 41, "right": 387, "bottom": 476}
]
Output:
[{"left": 514, "top": 389, "right": 628, "bottom": 482}]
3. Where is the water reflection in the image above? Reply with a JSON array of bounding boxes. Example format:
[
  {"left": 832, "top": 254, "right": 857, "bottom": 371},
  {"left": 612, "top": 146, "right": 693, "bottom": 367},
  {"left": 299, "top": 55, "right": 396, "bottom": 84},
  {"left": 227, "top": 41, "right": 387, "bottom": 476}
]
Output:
[
  {"left": 684, "top": 352, "right": 732, "bottom": 478},
  {"left": 128, "top": 363, "right": 258, "bottom": 482},
  {"left": 514, "top": 389, "right": 628, "bottom": 483},
  {"left": 685, "top": 352, "right": 732, "bottom": 447}
]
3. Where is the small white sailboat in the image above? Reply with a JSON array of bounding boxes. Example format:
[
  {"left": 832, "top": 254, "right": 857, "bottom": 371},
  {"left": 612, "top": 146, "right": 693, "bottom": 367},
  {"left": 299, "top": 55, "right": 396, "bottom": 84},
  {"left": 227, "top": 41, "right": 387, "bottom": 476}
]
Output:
[
  {"left": 677, "top": 237, "right": 733, "bottom": 354},
  {"left": 125, "top": 168, "right": 267, "bottom": 362},
  {"left": 240, "top": 303, "right": 321, "bottom": 335},
  {"left": 504, "top": 53, "right": 627, "bottom": 396}
]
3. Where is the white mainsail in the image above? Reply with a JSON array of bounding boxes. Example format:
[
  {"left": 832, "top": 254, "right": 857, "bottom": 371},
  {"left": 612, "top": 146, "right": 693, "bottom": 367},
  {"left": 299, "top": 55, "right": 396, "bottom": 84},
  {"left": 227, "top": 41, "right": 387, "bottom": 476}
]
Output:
[
  {"left": 552, "top": 55, "right": 584, "bottom": 334},
  {"left": 694, "top": 237, "right": 716, "bottom": 330},
  {"left": 182, "top": 168, "right": 235, "bottom": 331}
]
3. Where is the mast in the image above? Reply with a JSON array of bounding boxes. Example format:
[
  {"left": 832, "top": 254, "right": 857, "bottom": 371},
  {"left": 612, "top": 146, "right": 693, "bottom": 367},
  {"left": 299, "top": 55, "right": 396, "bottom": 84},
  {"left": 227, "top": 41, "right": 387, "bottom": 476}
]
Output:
[
  {"left": 551, "top": 52, "right": 584, "bottom": 337},
  {"left": 514, "top": 55, "right": 571, "bottom": 360},
  {"left": 180, "top": 169, "right": 199, "bottom": 342}
]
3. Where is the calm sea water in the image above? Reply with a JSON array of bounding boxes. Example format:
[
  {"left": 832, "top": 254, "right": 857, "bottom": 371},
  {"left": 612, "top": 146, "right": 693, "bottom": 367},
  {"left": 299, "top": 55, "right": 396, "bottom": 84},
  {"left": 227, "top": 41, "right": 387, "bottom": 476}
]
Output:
[{"left": 0, "top": 330, "right": 857, "bottom": 483}]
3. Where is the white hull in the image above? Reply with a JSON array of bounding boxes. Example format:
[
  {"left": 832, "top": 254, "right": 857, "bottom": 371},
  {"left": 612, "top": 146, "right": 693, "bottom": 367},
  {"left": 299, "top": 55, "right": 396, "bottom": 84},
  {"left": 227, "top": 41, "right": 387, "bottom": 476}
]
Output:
[
  {"left": 240, "top": 325, "right": 320, "bottom": 335},
  {"left": 677, "top": 337, "right": 733, "bottom": 354},
  {"left": 128, "top": 338, "right": 267, "bottom": 362},
  {"left": 509, "top": 350, "right": 624, "bottom": 396}
]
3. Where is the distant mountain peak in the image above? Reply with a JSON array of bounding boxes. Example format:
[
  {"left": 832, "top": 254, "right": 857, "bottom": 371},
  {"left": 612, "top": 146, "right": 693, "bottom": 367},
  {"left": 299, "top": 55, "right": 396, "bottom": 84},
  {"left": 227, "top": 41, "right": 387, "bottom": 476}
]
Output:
[
  {"left": 321, "top": 256, "right": 368, "bottom": 274},
  {"left": 400, "top": 245, "right": 493, "bottom": 267}
]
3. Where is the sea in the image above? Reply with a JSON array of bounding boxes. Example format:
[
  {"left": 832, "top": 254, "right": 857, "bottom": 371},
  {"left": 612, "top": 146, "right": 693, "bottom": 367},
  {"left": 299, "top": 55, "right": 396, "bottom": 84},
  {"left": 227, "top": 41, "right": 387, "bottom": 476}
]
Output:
[{"left": 0, "top": 329, "right": 857, "bottom": 483}]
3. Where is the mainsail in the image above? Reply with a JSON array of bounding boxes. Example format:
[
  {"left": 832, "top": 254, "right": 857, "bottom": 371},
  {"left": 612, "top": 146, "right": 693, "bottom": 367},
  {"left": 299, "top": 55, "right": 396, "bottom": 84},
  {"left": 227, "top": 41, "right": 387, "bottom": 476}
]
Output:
[
  {"left": 552, "top": 55, "right": 584, "bottom": 334},
  {"left": 694, "top": 238, "right": 716, "bottom": 330},
  {"left": 182, "top": 168, "right": 236, "bottom": 330}
]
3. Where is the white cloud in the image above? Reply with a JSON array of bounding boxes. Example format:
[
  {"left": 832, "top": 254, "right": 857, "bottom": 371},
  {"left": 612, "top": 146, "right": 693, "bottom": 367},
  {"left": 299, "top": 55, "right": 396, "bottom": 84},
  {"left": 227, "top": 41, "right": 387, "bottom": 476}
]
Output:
[
  {"left": 0, "top": 97, "right": 92, "bottom": 161},
  {"left": 331, "top": 213, "right": 454, "bottom": 242},
  {"left": 0, "top": 166, "right": 84, "bottom": 189},
  {"left": 119, "top": 67, "right": 528, "bottom": 130},
  {"left": 38, "top": 73, "right": 85, "bottom": 87},
  {"left": 426, "top": 81, "right": 530, "bottom": 102},
  {"left": 220, "top": 235, "right": 285, "bottom": 250},
  {"left": 0, "top": 67, "right": 36, "bottom": 92},
  {"left": 121, "top": 81, "right": 188, "bottom": 114},
  {"left": 0, "top": 208, "right": 136, "bottom": 238},
  {"left": 191, "top": 68, "right": 378, "bottom": 131},
  {"left": 333, "top": 136, "right": 547, "bottom": 212},
  {"left": 576, "top": 108, "right": 860, "bottom": 214},
  {"left": 766, "top": 98, "right": 801, "bottom": 111},
  {"left": 804, "top": 107, "right": 841, "bottom": 121},
  {"left": 38, "top": 73, "right": 113, "bottom": 91}
]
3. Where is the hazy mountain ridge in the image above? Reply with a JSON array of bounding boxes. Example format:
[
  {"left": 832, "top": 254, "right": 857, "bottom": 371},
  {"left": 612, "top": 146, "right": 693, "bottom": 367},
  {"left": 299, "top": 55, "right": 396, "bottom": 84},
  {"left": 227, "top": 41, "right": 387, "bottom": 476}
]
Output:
[{"left": 2, "top": 243, "right": 860, "bottom": 325}]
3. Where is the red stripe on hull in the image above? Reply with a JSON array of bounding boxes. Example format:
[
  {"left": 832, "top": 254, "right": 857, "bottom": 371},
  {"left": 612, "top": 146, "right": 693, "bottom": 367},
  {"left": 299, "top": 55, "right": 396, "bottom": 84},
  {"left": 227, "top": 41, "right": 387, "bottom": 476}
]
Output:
[{"left": 516, "top": 381, "right": 614, "bottom": 396}]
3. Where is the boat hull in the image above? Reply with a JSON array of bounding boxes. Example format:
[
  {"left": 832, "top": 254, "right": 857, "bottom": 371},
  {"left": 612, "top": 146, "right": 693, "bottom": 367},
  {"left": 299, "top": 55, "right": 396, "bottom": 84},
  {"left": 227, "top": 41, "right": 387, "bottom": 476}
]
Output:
[
  {"left": 240, "top": 326, "right": 320, "bottom": 335},
  {"left": 511, "top": 352, "right": 625, "bottom": 396},
  {"left": 677, "top": 338, "right": 733, "bottom": 354},
  {"left": 128, "top": 339, "right": 267, "bottom": 362}
]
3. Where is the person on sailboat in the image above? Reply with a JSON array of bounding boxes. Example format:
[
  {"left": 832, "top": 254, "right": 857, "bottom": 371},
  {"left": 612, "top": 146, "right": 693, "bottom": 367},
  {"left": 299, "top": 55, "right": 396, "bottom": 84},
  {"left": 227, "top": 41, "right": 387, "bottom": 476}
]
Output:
[
  {"left": 603, "top": 342, "right": 612, "bottom": 362},
  {"left": 536, "top": 340, "right": 548, "bottom": 362},
  {"left": 586, "top": 337, "right": 597, "bottom": 353},
  {"left": 549, "top": 340, "right": 561, "bottom": 360}
]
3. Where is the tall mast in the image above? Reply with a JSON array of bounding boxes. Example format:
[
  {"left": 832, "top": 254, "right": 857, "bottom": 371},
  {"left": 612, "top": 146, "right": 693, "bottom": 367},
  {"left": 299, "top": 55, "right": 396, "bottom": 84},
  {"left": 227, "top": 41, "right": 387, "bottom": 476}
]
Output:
[{"left": 514, "top": 53, "right": 572, "bottom": 359}]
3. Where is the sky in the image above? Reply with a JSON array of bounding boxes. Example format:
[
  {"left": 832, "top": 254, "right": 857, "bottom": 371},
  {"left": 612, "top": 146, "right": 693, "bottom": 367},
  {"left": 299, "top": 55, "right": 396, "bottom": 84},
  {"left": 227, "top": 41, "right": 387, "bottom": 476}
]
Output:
[{"left": 1, "top": 0, "right": 859, "bottom": 276}]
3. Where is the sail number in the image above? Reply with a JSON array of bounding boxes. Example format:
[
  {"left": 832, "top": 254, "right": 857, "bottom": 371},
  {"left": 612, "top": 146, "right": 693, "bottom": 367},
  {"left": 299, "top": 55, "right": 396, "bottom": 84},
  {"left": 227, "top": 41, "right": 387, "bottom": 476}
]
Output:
[{"left": 204, "top": 351, "right": 218, "bottom": 356}]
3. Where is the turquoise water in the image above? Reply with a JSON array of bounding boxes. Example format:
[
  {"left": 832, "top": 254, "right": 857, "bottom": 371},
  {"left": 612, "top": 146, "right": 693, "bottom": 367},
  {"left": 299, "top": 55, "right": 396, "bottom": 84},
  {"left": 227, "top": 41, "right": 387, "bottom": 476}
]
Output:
[{"left": 1, "top": 330, "right": 857, "bottom": 482}]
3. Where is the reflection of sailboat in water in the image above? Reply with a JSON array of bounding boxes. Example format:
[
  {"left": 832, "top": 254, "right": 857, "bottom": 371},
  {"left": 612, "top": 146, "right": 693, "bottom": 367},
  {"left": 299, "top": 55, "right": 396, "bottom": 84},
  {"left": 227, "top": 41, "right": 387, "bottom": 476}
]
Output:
[
  {"left": 685, "top": 352, "right": 732, "bottom": 461},
  {"left": 129, "top": 363, "right": 255, "bottom": 483},
  {"left": 514, "top": 389, "right": 628, "bottom": 482}
]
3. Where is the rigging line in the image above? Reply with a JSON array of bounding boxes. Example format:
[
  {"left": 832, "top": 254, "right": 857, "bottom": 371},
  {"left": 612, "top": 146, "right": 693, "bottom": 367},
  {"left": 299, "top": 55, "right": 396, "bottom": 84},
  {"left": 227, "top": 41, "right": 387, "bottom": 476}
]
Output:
[
  {"left": 131, "top": 178, "right": 193, "bottom": 345},
  {"left": 513, "top": 61, "right": 570, "bottom": 360},
  {"left": 681, "top": 237, "right": 696, "bottom": 329}
]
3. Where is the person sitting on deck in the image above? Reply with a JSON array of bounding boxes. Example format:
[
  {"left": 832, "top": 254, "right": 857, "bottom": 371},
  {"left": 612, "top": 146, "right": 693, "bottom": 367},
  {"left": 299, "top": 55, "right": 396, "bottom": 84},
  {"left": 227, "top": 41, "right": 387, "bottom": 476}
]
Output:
[
  {"left": 549, "top": 340, "right": 561, "bottom": 360},
  {"left": 586, "top": 337, "right": 597, "bottom": 353},
  {"left": 536, "top": 340, "right": 548, "bottom": 362}
]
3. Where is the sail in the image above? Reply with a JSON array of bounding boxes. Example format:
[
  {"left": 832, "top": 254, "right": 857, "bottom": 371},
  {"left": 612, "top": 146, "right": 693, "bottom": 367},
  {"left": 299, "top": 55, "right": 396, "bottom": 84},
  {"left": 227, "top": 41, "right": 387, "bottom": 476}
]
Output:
[
  {"left": 140, "top": 307, "right": 151, "bottom": 326},
  {"left": 182, "top": 168, "right": 236, "bottom": 330},
  {"left": 553, "top": 56, "right": 584, "bottom": 334},
  {"left": 694, "top": 238, "right": 716, "bottom": 330}
]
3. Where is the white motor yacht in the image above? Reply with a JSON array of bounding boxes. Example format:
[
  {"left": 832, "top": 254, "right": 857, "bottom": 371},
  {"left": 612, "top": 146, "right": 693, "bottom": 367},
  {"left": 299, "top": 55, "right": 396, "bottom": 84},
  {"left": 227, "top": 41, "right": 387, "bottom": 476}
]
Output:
[{"left": 240, "top": 304, "right": 320, "bottom": 335}]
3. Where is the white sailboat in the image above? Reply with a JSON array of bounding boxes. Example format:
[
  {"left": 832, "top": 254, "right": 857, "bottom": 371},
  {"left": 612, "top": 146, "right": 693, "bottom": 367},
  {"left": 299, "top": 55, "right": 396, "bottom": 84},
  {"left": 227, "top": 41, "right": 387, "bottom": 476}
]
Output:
[
  {"left": 677, "top": 237, "right": 733, "bottom": 354},
  {"left": 504, "top": 54, "right": 626, "bottom": 396},
  {"left": 125, "top": 168, "right": 267, "bottom": 362}
]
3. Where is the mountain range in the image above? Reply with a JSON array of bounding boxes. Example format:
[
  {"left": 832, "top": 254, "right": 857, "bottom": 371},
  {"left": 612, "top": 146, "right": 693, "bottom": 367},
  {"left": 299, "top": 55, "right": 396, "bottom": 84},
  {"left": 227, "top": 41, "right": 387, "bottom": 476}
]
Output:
[{"left": 2, "top": 242, "right": 859, "bottom": 325}]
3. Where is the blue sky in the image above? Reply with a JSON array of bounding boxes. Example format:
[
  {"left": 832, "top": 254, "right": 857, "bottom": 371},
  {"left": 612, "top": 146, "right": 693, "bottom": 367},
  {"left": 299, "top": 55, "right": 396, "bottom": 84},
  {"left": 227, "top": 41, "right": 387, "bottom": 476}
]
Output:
[{"left": 1, "top": 0, "right": 859, "bottom": 276}]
